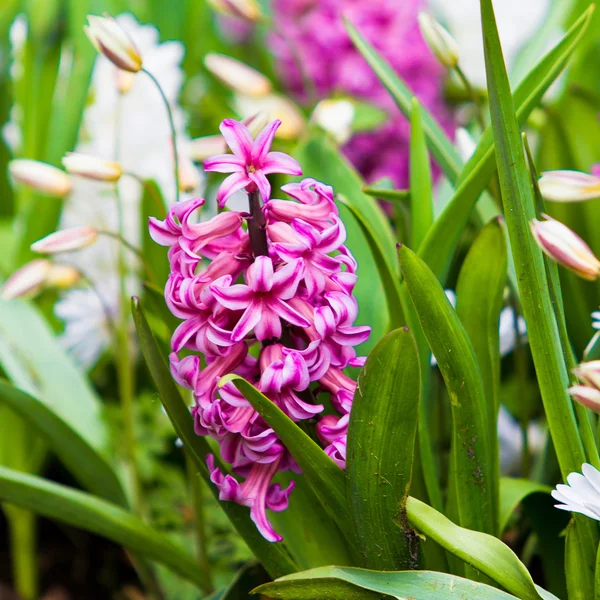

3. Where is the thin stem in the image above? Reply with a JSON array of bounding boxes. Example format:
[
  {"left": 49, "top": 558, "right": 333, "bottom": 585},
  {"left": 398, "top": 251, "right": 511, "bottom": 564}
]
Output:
[
  {"left": 6, "top": 507, "right": 37, "bottom": 600},
  {"left": 185, "top": 450, "right": 213, "bottom": 593},
  {"left": 247, "top": 190, "right": 269, "bottom": 258},
  {"left": 142, "top": 68, "right": 180, "bottom": 204},
  {"left": 454, "top": 65, "right": 486, "bottom": 132},
  {"left": 520, "top": 421, "right": 531, "bottom": 478},
  {"left": 98, "top": 230, "right": 157, "bottom": 283}
]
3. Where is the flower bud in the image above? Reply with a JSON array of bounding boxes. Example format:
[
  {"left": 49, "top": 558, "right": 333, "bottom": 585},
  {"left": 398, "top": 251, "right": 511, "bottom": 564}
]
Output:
[
  {"left": 188, "top": 135, "right": 227, "bottom": 162},
  {"left": 85, "top": 14, "right": 142, "bottom": 73},
  {"left": 530, "top": 214, "right": 600, "bottom": 281},
  {"left": 569, "top": 384, "right": 600, "bottom": 413},
  {"left": 46, "top": 264, "right": 81, "bottom": 289},
  {"left": 1, "top": 259, "right": 51, "bottom": 299},
  {"left": 206, "top": 0, "right": 261, "bottom": 22},
  {"left": 539, "top": 170, "right": 600, "bottom": 202},
  {"left": 178, "top": 153, "right": 202, "bottom": 192},
  {"left": 311, "top": 99, "right": 354, "bottom": 145},
  {"left": 234, "top": 94, "right": 305, "bottom": 140},
  {"left": 62, "top": 152, "right": 122, "bottom": 182},
  {"left": 31, "top": 226, "right": 98, "bottom": 254},
  {"left": 418, "top": 13, "right": 459, "bottom": 69},
  {"left": 204, "top": 53, "right": 271, "bottom": 98},
  {"left": 573, "top": 361, "right": 600, "bottom": 390},
  {"left": 9, "top": 159, "right": 72, "bottom": 198}
]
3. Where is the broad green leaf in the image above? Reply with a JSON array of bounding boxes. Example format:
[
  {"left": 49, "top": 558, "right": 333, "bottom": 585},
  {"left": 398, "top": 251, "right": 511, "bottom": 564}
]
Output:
[
  {"left": 344, "top": 19, "right": 462, "bottom": 179},
  {"left": 131, "top": 297, "right": 298, "bottom": 579},
  {"left": 0, "top": 380, "right": 126, "bottom": 508},
  {"left": 0, "top": 465, "right": 209, "bottom": 590},
  {"left": 255, "top": 566, "right": 521, "bottom": 600},
  {"left": 220, "top": 373, "right": 354, "bottom": 557},
  {"left": 409, "top": 100, "right": 433, "bottom": 250},
  {"left": 499, "top": 478, "right": 551, "bottom": 534},
  {"left": 456, "top": 218, "right": 507, "bottom": 533},
  {"left": 398, "top": 245, "right": 494, "bottom": 535},
  {"left": 347, "top": 328, "right": 420, "bottom": 570},
  {"left": 480, "top": 1, "right": 599, "bottom": 593},
  {"left": 362, "top": 187, "right": 410, "bottom": 203},
  {"left": 338, "top": 197, "right": 405, "bottom": 329},
  {"left": 405, "top": 497, "right": 547, "bottom": 600}
]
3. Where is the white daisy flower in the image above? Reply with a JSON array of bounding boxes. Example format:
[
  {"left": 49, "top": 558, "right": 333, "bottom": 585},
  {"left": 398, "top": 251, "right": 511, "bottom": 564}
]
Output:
[{"left": 552, "top": 464, "right": 600, "bottom": 521}]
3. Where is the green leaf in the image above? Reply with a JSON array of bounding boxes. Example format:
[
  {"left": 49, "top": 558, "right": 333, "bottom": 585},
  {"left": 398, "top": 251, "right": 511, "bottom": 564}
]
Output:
[
  {"left": 405, "top": 497, "right": 546, "bottom": 600},
  {"left": 0, "top": 379, "right": 126, "bottom": 508},
  {"left": 0, "top": 466, "right": 209, "bottom": 590},
  {"left": 398, "top": 245, "right": 494, "bottom": 535},
  {"left": 499, "top": 478, "right": 551, "bottom": 534},
  {"left": 140, "top": 180, "right": 170, "bottom": 288},
  {"left": 255, "top": 566, "right": 521, "bottom": 600},
  {"left": 409, "top": 100, "right": 433, "bottom": 250},
  {"left": 220, "top": 374, "right": 353, "bottom": 553},
  {"left": 221, "top": 562, "right": 270, "bottom": 600},
  {"left": 456, "top": 218, "right": 507, "bottom": 532},
  {"left": 347, "top": 328, "right": 420, "bottom": 570},
  {"left": 131, "top": 297, "right": 298, "bottom": 579},
  {"left": 362, "top": 187, "right": 410, "bottom": 203},
  {"left": 338, "top": 197, "right": 405, "bottom": 329},
  {"left": 566, "top": 517, "right": 597, "bottom": 600}
]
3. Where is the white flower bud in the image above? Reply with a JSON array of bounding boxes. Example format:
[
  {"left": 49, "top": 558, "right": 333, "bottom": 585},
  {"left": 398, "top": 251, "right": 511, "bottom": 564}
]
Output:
[
  {"left": 418, "top": 13, "right": 459, "bottom": 69},
  {"left": 46, "top": 264, "right": 81, "bottom": 289},
  {"left": 206, "top": 0, "right": 261, "bottom": 22},
  {"left": 234, "top": 94, "right": 305, "bottom": 140},
  {"left": 9, "top": 159, "right": 72, "bottom": 198},
  {"left": 311, "top": 99, "right": 355, "bottom": 145},
  {"left": 204, "top": 53, "right": 271, "bottom": 98},
  {"left": 62, "top": 153, "right": 122, "bottom": 182},
  {"left": 539, "top": 170, "right": 600, "bottom": 202},
  {"left": 1, "top": 259, "right": 51, "bottom": 299},
  {"left": 31, "top": 226, "right": 99, "bottom": 254}
]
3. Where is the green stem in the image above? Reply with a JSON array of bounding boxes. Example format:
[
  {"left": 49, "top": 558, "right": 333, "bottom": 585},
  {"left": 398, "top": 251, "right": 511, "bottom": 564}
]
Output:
[
  {"left": 185, "top": 451, "right": 213, "bottom": 592},
  {"left": 454, "top": 65, "right": 486, "bottom": 132},
  {"left": 6, "top": 506, "right": 37, "bottom": 600},
  {"left": 520, "top": 421, "right": 531, "bottom": 478},
  {"left": 143, "top": 69, "right": 180, "bottom": 204}
]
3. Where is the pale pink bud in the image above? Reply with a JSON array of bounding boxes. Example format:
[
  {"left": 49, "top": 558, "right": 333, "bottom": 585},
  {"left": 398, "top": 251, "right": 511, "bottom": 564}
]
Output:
[
  {"left": 1, "top": 260, "right": 51, "bottom": 299},
  {"left": 206, "top": 0, "right": 261, "bottom": 22},
  {"left": 234, "top": 94, "right": 305, "bottom": 140},
  {"left": 311, "top": 99, "right": 354, "bottom": 145},
  {"left": 188, "top": 135, "right": 227, "bottom": 162},
  {"left": 204, "top": 53, "right": 271, "bottom": 98},
  {"left": 9, "top": 159, "right": 71, "bottom": 198},
  {"left": 46, "top": 264, "right": 81, "bottom": 289},
  {"left": 539, "top": 170, "right": 600, "bottom": 202},
  {"left": 85, "top": 14, "right": 142, "bottom": 73},
  {"left": 573, "top": 361, "right": 600, "bottom": 391},
  {"left": 530, "top": 214, "right": 600, "bottom": 281},
  {"left": 418, "top": 13, "right": 459, "bottom": 69},
  {"left": 569, "top": 385, "right": 600, "bottom": 413},
  {"left": 62, "top": 152, "right": 122, "bottom": 182},
  {"left": 31, "top": 226, "right": 98, "bottom": 254},
  {"left": 178, "top": 153, "right": 202, "bottom": 192}
]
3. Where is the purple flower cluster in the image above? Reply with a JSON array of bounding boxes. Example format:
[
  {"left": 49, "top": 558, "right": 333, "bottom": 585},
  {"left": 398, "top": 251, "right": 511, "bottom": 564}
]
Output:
[
  {"left": 270, "top": 0, "right": 455, "bottom": 187},
  {"left": 150, "top": 118, "right": 370, "bottom": 542}
]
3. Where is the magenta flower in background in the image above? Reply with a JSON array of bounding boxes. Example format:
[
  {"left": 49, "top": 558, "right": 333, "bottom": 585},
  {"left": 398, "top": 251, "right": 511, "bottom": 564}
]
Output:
[
  {"left": 204, "top": 118, "right": 302, "bottom": 206},
  {"left": 151, "top": 118, "right": 370, "bottom": 542},
  {"left": 269, "top": 0, "right": 455, "bottom": 187}
]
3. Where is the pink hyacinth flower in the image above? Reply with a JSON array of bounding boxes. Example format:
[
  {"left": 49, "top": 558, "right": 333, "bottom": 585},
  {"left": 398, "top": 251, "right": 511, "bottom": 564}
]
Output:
[
  {"left": 204, "top": 119, "right": 302, "bottom": 207},
  {"left": 211, "top": 256, "right": 311, "bottom": 342}
]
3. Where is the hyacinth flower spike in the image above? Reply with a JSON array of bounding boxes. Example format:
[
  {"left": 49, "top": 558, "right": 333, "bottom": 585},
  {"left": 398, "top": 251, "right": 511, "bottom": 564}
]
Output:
[{"left": 204, "top": 118, "right": 302, "bottom": 206}]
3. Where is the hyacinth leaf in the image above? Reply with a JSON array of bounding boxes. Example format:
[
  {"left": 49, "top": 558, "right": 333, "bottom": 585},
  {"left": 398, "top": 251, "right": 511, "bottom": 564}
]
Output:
[
  {"left": 409, "top": 99, "right": 434, "bottom": 250},
  {"left": 220, "top": 375, "right": 352, "bottom": 542},
  {"left": 363, "top": 186, "right": 410, "bottom": 203},
  {"left": 455, "top": 217, "right": 507, "bottom": 531},
  {"left": 131, "top": 297, "right": 298, "bottom": 579},
  {"left": 418, "top": 8, "right": 593, "bottom": 283},
  {"left": 0, "top": 379, "right": 127, "bottom": 508},
  {"left": 346, "top": 328, "right": 420, "bottom": 570},
  {"left": 498, "top": 478, "right": 551, "bottom": 534},
  {"left": 219, "top": 562, "right": 270, "bottom": 600},
  {"left": 0, "top": 466, "right": 209, "bottom": 590},
  {"left": 480, "top": 0, "right": 600, "bottom": 592},
  {"left": 254, "top": 566, "right": 523, "bottom": 600},
  {"left": 338, "top": 196, "right": 405, "bottom": 329},
  {"left": 566, "top": 517, "right": 596, "bottom": 600},
  {"left": 405, "top": 497, "right": 548, "bottom": 600},
  {"left": 398, "top": 244, "right": 494, "bottom": 535}
]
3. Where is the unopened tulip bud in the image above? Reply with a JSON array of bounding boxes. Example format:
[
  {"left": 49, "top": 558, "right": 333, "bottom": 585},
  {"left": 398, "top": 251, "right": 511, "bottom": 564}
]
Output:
[
  {"left": 188, "top": 135, "right": 227, "bottom": 162},
  {"left": 31, "top": 226, "right": 98, "bottom": 254},
  {"left": 9, "top": 159, "right": 72, "bottom": 198},
  {"left": 539, "top": 170, "right": 600, "bottom": 202},
  {"left": 46, "top": 264, "right": 81, "bottom": 289},
  {"left": 1, "top": 259, "right": 51, "bottom": 299},
  {"left": 62, "top": 153, "right": 122, "bottom": 182},
  {"left": 311, "top": 99, "right": 354, "bottom": 144},
  {"left": 85, "top": 14, "right": 142, "bottom": 73},
  {"left": 178, "top": 153, "right": 201, "bottom": 192},
  {"left": 204, "top": 53, "right": 271, "bottom": 97},
  {"left": 206, "top": 0, "right": 261, "bottom": 22},
  {"left": 530, "top": 215, "right": 600, "bottom": 281},
  {"left": 573, "top": 361, "right": 600, "bottom": 390},
  {"left": 116, "top": 68, "right": 136, "bottom": 94},
  {"left": 569, "top": 384, "right": 600, "bottom": 413},
  {"left": 234, "top": 94, "right": 305, "bottom": 140},
  {"left": 418, "top": 13, "right": 459, "bottom": 69}
]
